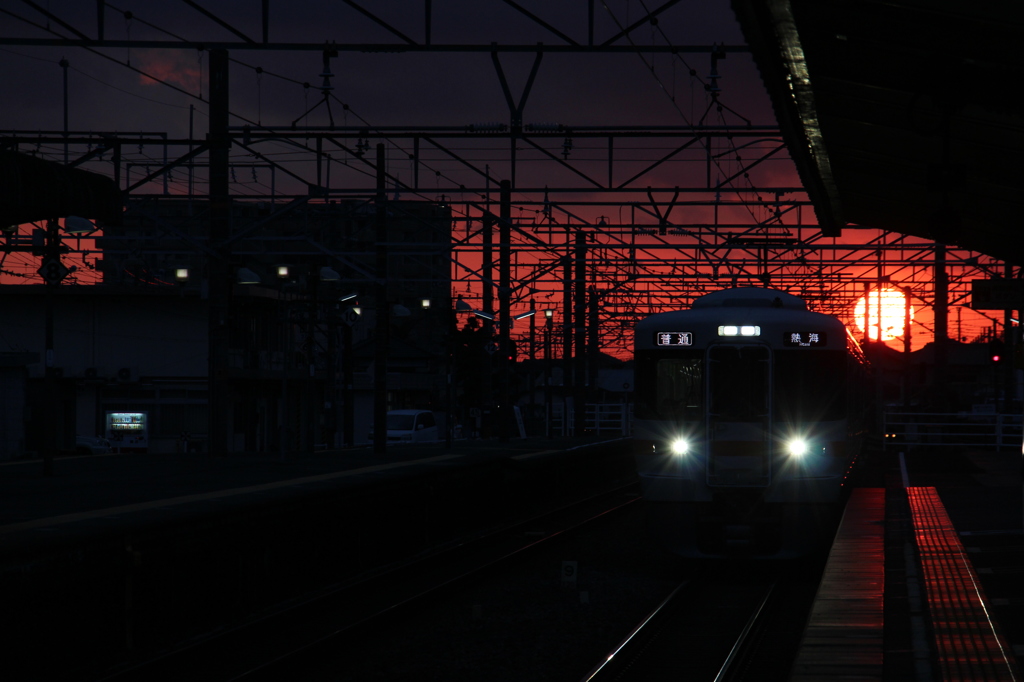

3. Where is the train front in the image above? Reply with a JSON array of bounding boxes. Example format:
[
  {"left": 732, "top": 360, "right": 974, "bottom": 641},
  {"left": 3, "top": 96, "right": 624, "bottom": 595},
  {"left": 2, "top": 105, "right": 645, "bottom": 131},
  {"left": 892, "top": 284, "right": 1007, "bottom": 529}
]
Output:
[{"left": 632, "top": 288, "right": 867, "bottom": 559}]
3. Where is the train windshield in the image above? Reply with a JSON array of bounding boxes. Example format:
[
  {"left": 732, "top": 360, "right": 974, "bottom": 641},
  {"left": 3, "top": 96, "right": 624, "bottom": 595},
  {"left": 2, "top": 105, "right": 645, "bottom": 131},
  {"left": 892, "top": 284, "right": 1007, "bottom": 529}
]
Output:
[
  {"left": 634, "top": 350, "right": 703, "bottom": 420},
  {"left": 774, "top": 350, "right": 846, "bottom": 422},
  {"left": 707, "top": 345, "right": 770, "bottom": 420}
]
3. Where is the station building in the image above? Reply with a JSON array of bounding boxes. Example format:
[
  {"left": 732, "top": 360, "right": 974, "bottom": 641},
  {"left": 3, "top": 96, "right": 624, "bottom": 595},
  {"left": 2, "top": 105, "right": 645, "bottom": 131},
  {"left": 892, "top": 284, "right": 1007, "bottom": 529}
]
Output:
[{"left": 0, "top": 198, "right": 452, "bottom": 458}]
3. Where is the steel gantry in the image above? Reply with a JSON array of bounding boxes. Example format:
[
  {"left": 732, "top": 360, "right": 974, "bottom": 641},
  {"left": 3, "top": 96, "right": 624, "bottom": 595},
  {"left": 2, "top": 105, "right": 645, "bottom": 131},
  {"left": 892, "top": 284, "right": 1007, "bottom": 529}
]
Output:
[{"left": 2, "top": 2, "right": 1017, "bottom": 450}]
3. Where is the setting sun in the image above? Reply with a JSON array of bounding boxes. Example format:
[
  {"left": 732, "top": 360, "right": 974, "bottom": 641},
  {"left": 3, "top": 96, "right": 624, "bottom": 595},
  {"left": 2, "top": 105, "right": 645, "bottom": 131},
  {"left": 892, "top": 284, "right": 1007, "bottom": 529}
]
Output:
[{"left": 854, "top": 287, "right": 912, "bottom": 341}]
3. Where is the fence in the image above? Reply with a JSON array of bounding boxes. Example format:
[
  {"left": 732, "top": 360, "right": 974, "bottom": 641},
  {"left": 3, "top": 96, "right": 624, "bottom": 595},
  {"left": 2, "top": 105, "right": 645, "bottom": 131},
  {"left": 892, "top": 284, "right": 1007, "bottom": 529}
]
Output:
[
  {"left": 882, "top": 410, "right": 1023, "bottom": 451},
  {"left": 546, "top": 402, "right": 633, "bottom": 437}
]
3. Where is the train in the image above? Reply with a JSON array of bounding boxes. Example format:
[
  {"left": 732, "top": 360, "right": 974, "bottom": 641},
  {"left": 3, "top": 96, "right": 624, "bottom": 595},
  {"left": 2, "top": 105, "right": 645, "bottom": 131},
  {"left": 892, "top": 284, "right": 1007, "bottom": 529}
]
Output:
[{"left": 632, "top": 287, "right": 872, "bottom": 559}]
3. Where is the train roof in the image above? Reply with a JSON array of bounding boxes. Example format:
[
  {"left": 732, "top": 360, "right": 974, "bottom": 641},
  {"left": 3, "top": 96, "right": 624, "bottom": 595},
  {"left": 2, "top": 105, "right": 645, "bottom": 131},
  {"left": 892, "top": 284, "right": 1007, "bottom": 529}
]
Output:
[
  {"left": 690, "top": 287, "right": 807, "bottom": 310},
  {"left": 635, "top": 287, "right": 852, "bottom": 351}
]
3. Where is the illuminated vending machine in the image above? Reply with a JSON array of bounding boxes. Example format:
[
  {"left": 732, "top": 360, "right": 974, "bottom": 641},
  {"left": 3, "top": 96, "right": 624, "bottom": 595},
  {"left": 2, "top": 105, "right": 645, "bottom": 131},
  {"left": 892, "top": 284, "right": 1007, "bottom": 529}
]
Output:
[{"left": 105, "top": 411, "right": 149, "bottom": 453}]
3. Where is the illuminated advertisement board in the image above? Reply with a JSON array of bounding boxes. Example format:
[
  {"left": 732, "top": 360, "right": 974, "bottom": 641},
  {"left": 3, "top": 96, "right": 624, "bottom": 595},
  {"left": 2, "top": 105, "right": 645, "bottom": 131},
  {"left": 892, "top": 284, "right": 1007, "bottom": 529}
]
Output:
[{"left": 105, "top": 411, "right": 149, "bottom": 453}]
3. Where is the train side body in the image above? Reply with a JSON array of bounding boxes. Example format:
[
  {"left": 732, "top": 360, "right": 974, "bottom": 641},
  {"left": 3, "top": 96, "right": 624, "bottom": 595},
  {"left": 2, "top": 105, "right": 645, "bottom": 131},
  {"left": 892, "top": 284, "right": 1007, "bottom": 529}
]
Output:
[{"left": 632, "top": 287, "right": 870, "bottom": 558}]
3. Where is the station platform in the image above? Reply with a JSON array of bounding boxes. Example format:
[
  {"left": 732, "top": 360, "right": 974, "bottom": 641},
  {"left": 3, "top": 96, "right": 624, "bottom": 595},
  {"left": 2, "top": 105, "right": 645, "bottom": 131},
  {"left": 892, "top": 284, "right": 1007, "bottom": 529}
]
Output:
[
  {"left": 0, "top": 436, "right": 634, "bottom": 681},
  {"left": 2, "top": 440, "right": 1019, "bottom": 681},
  {"left": 0, "top": 436, "right": 613, "bottom": 552},
  {"left": 791, "top": 447, "right": 1023, "bottom": 681}
]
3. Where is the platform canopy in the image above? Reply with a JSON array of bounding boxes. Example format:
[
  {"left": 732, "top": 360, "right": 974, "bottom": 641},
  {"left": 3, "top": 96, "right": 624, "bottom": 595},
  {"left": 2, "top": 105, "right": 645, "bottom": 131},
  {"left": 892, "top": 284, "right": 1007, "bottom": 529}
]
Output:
[
  {"left": 0, "top": 150, "right": 122, "bottom": 228},
  {"left": 732, "top": 0, "right": 1023, "bottom": 265}
]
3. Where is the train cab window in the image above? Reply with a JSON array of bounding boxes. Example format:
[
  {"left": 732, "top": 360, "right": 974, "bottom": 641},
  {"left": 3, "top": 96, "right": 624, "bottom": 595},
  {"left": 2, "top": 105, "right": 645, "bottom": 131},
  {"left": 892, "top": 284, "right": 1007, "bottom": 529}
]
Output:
[
  {"left": 774, "top": 350, "right": 846, "bottom": 422},
  {"left": 655, "top": 358, "right": 703, "bottom": 419},
  {"left": 707, "top": 345, "right": 769, "bottom": 420},
  {"left": 634, "top": 350, "right": 703, "bottom": 420}
]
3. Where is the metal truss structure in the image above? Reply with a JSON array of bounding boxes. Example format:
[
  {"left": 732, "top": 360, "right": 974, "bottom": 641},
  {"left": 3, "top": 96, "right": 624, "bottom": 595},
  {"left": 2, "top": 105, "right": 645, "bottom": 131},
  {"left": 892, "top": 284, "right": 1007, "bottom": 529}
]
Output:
[
  {"left": 3, "top": 128, "right": 1010, "bottom": 358},
  {"left": 1, "top": 1, "right": 1014, "bottom": 364}
]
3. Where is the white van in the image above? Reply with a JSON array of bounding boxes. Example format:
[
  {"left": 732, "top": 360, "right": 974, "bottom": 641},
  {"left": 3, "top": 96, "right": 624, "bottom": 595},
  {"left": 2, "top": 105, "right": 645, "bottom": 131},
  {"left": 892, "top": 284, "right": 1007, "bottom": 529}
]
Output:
[{"left": 376, "top": 410, "right": 439, "bottom": 443}]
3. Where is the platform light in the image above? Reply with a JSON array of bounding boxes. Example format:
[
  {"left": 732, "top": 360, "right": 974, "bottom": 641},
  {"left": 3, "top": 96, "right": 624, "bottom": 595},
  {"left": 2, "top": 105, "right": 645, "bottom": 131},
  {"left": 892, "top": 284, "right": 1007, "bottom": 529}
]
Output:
[
  {"left": 64, "top": 215, "right": 96, "bottom": 235},
  {"left": 277, "top": 265, "right": 290, "bottom": 279},
  {"left": 421, "top": 298, "right": 431, "bottom": 309},
  {"left": 513, "top": 310, "right": 537, "bottom": 321},
  {"left": 339, "top": 292, "right": 357, "bottom": 302},
  {"left": 175, "top": 268, "right": 189, "bottom": 282}
]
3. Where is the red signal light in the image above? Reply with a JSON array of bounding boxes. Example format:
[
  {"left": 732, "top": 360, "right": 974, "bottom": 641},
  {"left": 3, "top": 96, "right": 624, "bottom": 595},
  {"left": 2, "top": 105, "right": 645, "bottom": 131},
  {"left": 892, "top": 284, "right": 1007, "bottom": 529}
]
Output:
[{"left": 988, "top": 339, "right": 1006, "bottom": 364}]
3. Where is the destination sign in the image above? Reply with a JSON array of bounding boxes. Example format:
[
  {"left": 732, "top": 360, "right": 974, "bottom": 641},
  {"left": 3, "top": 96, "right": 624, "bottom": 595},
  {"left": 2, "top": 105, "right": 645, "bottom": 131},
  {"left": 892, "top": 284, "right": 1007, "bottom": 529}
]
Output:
[
  {"left": 783, "top": 331, "right": 827, "bottom": 347},
  {"left": 656, "top": 331, "right": 693, "bottom": 347}
]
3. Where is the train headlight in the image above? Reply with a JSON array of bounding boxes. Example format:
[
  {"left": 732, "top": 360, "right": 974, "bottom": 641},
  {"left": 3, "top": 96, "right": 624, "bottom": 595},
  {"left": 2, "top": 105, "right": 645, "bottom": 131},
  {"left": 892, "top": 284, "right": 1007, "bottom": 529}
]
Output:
[
  {"left": 669, "top": 438, "right": 690, "bottom": 456},
  {"left": 786, "top": 438, "right": 810, "bottom": 458}
]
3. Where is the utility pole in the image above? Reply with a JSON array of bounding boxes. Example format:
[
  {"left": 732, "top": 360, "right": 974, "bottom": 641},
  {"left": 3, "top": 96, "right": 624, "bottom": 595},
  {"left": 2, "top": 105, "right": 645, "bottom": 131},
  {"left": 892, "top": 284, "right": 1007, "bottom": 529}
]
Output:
[
  {"left": 574, "top": 228, "right": 586, "bottom": 435},
  {"left": 8, "top": 216, "right": 79, "bottom": 474},
  {"left": 588, "top": 284, "right": 599, "bottom": 396},
  {"left": 934, "top": 243, "right": 949, "bottom": 408},
  {"left": 373, "top": 143, "right": 389, "bottom": 455},
  {"left": 207, "top": 48, "right": 231, "bottom": 456},
  {"left": 903, "top": 285, "right": 912, "bottom": 408},
  {"left": 1002, "top": 262, "right": 1014, "bottom": 414},
  {"left": 342, "top": 318, "right": 354, "bottom": 447},
  {"left": 42, "top": 219, "right": 64, "bottom": 476},
  {"left": 325, "top": 293, "right": 337, "bottom": 449},
  {"left": 499, "top": 180, "right": 512, "bottom": 441},
  {"left": 562, "top": 249, "right": 573, "bottom": 436},
  {"left": 60, "top": 57, "right": 69, "bottom": 165},
  {"left": 481, "top": 210, "right": 496, "bottom": 435},
  {"left": 544, "top": 309, "right": 553, "bottom": 438}
]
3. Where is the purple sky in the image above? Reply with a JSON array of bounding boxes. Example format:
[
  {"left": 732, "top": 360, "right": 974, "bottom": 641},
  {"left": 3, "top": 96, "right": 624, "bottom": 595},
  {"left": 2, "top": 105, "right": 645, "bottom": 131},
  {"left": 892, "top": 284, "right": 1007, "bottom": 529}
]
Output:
[
  {"left": 2, "top": 2, "right": 767, "bottom": 147},
  {"left": 7, "top": 3, "right": 1000, "bottom": 350}
]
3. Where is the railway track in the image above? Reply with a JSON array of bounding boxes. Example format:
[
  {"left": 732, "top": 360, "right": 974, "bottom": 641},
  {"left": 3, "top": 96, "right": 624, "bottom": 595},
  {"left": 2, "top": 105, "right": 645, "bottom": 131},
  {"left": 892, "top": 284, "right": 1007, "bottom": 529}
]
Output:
[
  {"left": 581, "top": 560, "right": 826, "bottom": 681},
  {"left": 94, "top": 480, "right": 832, "bottom": 681},
  {"left": 91, "top": 484, "right": 644, "bottom": 681}
]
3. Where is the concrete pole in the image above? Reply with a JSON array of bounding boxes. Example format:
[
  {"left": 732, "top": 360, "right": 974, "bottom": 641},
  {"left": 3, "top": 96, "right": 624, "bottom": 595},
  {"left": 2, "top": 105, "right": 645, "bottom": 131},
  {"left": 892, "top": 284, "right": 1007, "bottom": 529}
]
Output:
[
  {"left": 60, "top": 57, "right": 69, "bottom": 165},
  {"left": 574, "top": 229, "right": 586, "bottom": 435},
  {"left": 207, "top": 48, "right": 231, "bottom": 456},
  {"left": 903, "top": 285, "right": 912, "bottom": 408},
  {"left": 373, "top": 143, "right": 389, "bottom": 454},
  {"left": 562, "top": 249, "right": 572, "bottom": 435},
  {"left": 934, "top": 243, "right": 949, "bottom": 407},
  {"left": 1003, "top": 262, "right": 1014, "bottom": 414},
  {"left": 499, "top": 180, "right": 512, "bottom": 441},
  {"left": 342, "top": 321, "right": 354, "bottom": 447}
]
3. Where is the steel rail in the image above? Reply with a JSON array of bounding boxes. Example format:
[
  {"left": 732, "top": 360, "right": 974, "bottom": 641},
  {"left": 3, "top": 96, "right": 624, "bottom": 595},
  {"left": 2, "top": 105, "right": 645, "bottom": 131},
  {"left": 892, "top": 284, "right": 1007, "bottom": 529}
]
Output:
[
  {"left": 713, "top": 583, "right": 777, "bottom": 682},
  {"left": 92, "top": 484, "right": 640, "bottom": 682},
  {"left": 580, "top": 579, "right": 780, "bottom": 682},
  {"left": 579, "top": 581, "right": 691, "bottom": 681},
  {"left": 227, "top": 489, "right": 642, "bottom": 681}
]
